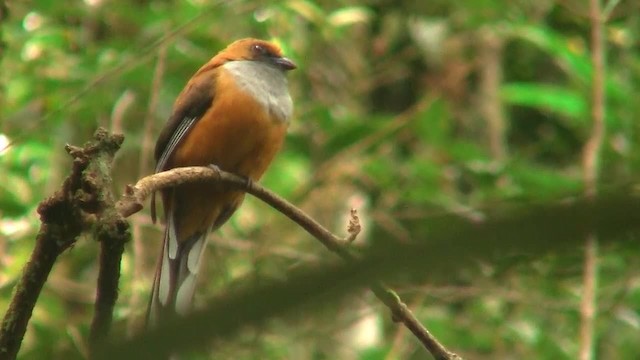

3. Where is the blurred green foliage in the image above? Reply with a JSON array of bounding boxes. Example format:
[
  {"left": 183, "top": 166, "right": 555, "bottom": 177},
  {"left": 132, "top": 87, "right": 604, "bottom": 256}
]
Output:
[{"left": 1, "top": 0, "right": 640, "bottom": 359}]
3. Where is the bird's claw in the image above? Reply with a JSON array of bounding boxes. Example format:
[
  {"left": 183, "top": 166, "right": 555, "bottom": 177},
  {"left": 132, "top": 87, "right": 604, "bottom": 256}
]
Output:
[
  {"left": 207, "top": 163, "right": 221, "bottom": 171},
  {"left": 243, "top": 176, "right": 253, "bottom": 191},
  {"left": 207, "top": 163, "right": 222, "bottom": 176},
  {"left": 206, "top": 164, "right": 251, "bottom": 190}
]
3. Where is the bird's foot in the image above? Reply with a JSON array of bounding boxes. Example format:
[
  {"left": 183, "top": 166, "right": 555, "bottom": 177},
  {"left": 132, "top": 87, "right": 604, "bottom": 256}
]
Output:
[
  {"left": 207, "top": 163, "right": 222, "bottom": 176},
  {"left": 242, "top": 176, "right": 253, "bottom": 191}
]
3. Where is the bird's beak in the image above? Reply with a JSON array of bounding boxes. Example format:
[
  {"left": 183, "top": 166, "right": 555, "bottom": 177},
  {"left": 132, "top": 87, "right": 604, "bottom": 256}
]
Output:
[{"left": 273, "top": 56, "right": 296, "bottom": 71}]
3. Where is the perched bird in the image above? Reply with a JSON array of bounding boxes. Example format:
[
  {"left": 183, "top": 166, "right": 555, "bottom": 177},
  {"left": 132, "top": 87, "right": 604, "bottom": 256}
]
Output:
[{"left": 148, "top": 38, "right": 295, "bottom": 326}]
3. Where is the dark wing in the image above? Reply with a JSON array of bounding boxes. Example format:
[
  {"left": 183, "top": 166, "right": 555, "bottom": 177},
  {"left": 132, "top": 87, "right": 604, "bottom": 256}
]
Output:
[
  {"left": 154, "top": 73, "right": 217, "bottom": 172},
  {"left": 155, "top": 116, "right": 197, "bottom": 173},
  {"left": 151, "top": 71, "right": 216, "bottom": 223}
]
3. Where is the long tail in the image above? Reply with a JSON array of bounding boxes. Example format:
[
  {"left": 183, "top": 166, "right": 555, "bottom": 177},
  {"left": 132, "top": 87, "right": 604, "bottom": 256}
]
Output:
[{"left": 147, "top": 212, "right": 209, "bottom": 327}]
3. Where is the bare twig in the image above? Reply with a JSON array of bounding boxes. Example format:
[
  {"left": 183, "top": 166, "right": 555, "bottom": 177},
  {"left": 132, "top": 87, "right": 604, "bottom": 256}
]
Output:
[
  {"left": 583, "top": 0, "right": 606, "bottom": 199},
  {"left": 90, "top": 217, "right": 129, "bottom": 353},
  {"left": 108, "top": 166, "right": 640, "bottom": 359},
  {"left": 580, "top": 0, "right": 606, "bottom": 359},
  {"left": 115, "top": 166, "right": 461, "bottom": 360},
  {"left": 478, "top": 28, "right": 507, "bottom": 161},
  {"left": 580, "top": 234, "right": 598, "bottom": 360},
  {"left": 385, "top": 293, "right": 429, "bottom": 360},
  {"left": 68, "top": 129, "right": 131, "bottom": 355},
  {"left": 0, "top": 203, "right": 84, "bottom": 360},
  {"left": 345, "top": 208, "right": 361, "bottom": 243},
  {"left": 109, "top": 90, "right": 136, "bottom": 135},
  {"left": 87, "top": 132, "right": 131, "bottom": 354}
]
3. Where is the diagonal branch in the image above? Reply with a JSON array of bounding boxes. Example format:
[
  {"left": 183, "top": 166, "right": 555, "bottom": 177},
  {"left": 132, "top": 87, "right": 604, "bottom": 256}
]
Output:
[
  {"left": 115, "top": 166, "right": 462, "bottom": 360},
  {"left": 110, "top": 166, "right": 640, "bottom": 359}
]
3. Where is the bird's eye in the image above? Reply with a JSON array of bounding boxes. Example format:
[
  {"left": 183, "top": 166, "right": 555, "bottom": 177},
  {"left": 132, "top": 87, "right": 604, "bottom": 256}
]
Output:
[{"left": 251, "top": 44, "right": 268, "bottom": 56}]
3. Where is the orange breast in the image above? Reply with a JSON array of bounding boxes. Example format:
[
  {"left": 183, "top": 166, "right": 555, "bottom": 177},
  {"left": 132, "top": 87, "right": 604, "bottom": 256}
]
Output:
[
  {"left": 167, "top": 68, "right": 289, "bottom": 241},
  {"left": 171, "top": 68, "right": 287, "bottom": 176}
]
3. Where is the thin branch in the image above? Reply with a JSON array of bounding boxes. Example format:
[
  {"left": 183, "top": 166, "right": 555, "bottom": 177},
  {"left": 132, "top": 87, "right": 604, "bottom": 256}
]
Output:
[
  {"left": 345, "top": 208, "right": 361, "bottom": 243},
  {"left": 0, "top": 214, "right": 83, "bottom": 360},
  {"left": 87, "top": 130, "right": 131, "bottom": 354},
  {"left": 583, "top": 0, "right": 606, "bottom": 199},
  {"left": 90, "top": 218, "right": 129, "bottom": 353},
  {"left": 109, "top": 90, "right": 136, "bottom": 135},
  {"left": 579, "top": 234, "right": 598, "bottom": 360},
  {"left": 107, "top": 169, "right": 640, "bottom": 359},
  {"left": 478, "top": 27, "right": 507, "bottom": 162},
  {"left": 115, "top": 166, "right": 461, "bottom": 360},
  {"left": 580, "top": 0, "right": 606, "bottom": 359},
  {"left": 71, "top": 129, "right": 130, "bottom": 355}
]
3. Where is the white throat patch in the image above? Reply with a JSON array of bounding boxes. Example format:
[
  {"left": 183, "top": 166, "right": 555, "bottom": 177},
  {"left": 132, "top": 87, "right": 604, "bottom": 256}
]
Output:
[{"left": 223, "top": 60, "right": 293, "bottom": 122}]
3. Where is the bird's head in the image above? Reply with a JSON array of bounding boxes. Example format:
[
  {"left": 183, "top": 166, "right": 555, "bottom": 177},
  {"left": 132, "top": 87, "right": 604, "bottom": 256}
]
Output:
[{"left": 219, "top": 38, "right": 296, "bottom": 72}]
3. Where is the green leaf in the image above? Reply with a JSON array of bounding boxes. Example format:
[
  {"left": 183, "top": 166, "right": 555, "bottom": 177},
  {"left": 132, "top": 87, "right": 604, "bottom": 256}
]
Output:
[
  {"left": 501, "top": 82, "right": 587, "bottom": 120},
  {"left": 358, "top": 346, "right": 390, "bottom": 360},
  {"left": 506, "top": 24, "right": 592, "bottom": 84},
  {"left": 509, "top": 161, "right": 582, "bottom": 199},
  {"left": 262, "top": 152, "right": 310, "bottom": 197},
  {"left": 412, "top": 97, "right": 451, "bottom": 147}
]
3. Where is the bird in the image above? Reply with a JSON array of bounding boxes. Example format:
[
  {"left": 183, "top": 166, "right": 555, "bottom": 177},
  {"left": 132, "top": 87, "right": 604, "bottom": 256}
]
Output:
[{"left": 147, "top": 38, "right": 295, "bottom": 326}]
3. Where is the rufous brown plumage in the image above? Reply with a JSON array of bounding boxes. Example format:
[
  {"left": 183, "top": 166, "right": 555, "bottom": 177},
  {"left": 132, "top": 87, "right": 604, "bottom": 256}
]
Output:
[{"left": 148, "top": 38, "right": 295, "bottom": 326}]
